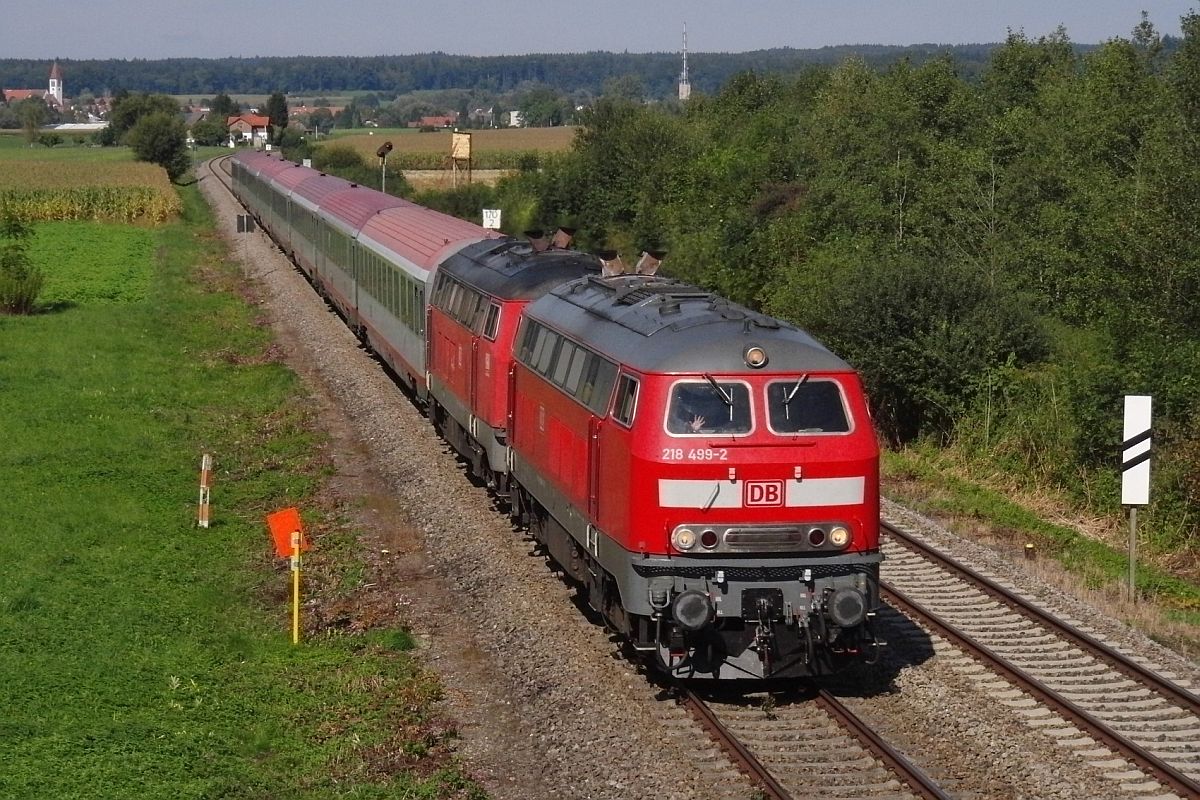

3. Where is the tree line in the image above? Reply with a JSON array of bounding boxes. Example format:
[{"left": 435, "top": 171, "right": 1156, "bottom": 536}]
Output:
[
  {"left": 400, "top": 19, "right": 1199, "bottom": 555},
  {"left": 1, "top": 45, "right": 1012, "bottom": 100}
]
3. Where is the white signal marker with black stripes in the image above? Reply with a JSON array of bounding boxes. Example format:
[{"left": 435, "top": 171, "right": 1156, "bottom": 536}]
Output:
[{"left": 1121, "top": 395, "right": 1152, "bottom": 506}]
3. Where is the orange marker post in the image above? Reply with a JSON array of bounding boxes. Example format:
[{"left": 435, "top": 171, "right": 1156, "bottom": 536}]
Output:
[
  {"left": 291, "top": 532, "right": 301, "bottom": 645},
  {"left": 266, "top": 507, "right": 310, "bottom": 644}
]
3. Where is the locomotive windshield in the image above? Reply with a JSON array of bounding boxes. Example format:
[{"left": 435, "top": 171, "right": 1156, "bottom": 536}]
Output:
[
  {"left": 666, "top": 380, "right": 752, "bottom": 435},
  {"left": 766, "top": 378, "right": 850, "bottom": 434}
]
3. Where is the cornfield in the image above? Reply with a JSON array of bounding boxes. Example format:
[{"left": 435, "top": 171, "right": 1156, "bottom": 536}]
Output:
[{"left": 0, "top": 161, "right": 182, "bottom": 223}]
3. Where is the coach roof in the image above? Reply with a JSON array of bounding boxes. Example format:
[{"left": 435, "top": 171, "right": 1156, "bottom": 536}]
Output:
[{"left": 528, "top": 275, "right": 852, "bottom": 374}]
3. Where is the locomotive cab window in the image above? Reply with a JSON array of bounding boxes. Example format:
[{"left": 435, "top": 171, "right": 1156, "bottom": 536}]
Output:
[
  {"left": 666, "top": 380, "right": 752, "bottom": 435},
  {"left": 766, "top": 378, "right": 851, "bottom": 434},
  {"left": 613, "top": 375, "right": 639, "bottom": 427}
]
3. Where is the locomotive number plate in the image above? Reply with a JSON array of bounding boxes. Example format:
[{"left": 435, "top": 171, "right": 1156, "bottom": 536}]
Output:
[{"left": 661, "top": 447, "right": 729, "bottom": 462}]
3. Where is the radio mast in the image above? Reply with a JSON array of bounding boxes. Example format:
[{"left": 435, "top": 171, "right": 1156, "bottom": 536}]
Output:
[{"left": 678, "top": 23, "right": 691, "bottom": 101}]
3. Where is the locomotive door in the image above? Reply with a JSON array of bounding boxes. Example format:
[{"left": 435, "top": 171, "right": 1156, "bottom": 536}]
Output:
[
  {"left": 587, "top": 416, "right": 602, "bottom": 519},
  {"left": 469, "top": 338, "right": 479, "bottom": 412}
]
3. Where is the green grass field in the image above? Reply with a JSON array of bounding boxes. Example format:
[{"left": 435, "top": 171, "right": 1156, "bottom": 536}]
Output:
[
  {"left": 0, "top": 131, "right": 134, "bottom": 162},
  {"left": 0, "top": 186, "right": 480, "bottom": 799}
]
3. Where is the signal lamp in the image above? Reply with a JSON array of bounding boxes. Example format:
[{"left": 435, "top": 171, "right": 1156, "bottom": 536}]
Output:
[
  {"left": 700, "top": 529, "right": 719, "bottom": 549},
  {"left": 743, "top": 345, "right": 768, "bottom": 369},
  {"left": 807, "top": 528, "right": 826, "bottom": 547}
]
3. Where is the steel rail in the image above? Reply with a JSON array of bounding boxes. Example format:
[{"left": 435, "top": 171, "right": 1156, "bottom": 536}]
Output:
[
  {"left": 814, "top": 689, "right": 953, "bottom": 800},
  {"left": 882, "top": 582, "right": 1200, "bottom": 798},
  {"left": 883, "top": 521, "right": 1200, "bottom": 717},
  {"left": 680, "top": 689, "right": 793, "bottom": 800}
]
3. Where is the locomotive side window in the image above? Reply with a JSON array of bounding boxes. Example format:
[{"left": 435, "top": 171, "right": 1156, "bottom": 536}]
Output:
[
  {"left": 482, "top": 303, "right": 501, "bottom": 341},
  {"left": 534, "top": 329, "right": 558, "bottom": 374},
  {"left": 553, "top": 341, "right": 577, "bottom": 386},
  {"left": 562, "top": 346, "right": 587, "bottom": 394},
  {"left": 613, "top": 375, "right": 639, "bottom": 427},
  {"left": 766, "top": 378, "right": 851, "bottom": 434},
  {"left": 516, "top": 320, "right": 538, "bottom": 362},
  {"left": 516, "top": 320, "right": 618, "bottom": 415},
  {"left": 579, "top": 357, "right": 618, "bottom": 414},
  {"left": 666, "top": 380, "right": 753, "bottom": 435}
]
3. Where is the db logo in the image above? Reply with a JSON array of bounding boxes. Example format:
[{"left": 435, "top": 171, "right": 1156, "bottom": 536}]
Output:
[{"left": 744, "top": 480, "right": 784, "bottom": 507}]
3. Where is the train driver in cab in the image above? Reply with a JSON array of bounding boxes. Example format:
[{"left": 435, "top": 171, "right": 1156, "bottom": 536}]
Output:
[{"left": 666, "top": 379, "right": 752, "bottom": 435}]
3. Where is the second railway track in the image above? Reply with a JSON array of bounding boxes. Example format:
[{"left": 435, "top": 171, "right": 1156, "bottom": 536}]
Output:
[{"left": 882, "top": 519, "right": 1200, "bottom": 797}]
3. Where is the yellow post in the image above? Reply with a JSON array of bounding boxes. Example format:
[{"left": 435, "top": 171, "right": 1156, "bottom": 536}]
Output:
[{"left": 291, "top": 530, "right": 301, "bottom": 645}]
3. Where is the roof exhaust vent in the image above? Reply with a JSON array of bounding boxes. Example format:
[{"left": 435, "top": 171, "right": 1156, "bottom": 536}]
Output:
[
  {"left": 551, "top": 227, "right": 576, "bottom": 249},
  {"left": 524, "top": 230, "right": 550, "bottom": 252},
  {"left": 635, "top": 249, "right": 666, "bottom": 276},
  {"left": 596, "top": 250, "right": 627, "bottom": 277}
]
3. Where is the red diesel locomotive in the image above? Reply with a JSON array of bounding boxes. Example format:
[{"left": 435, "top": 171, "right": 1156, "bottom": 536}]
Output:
[{"left": 229, "top": 150, "right": 883, "bottom": 680}]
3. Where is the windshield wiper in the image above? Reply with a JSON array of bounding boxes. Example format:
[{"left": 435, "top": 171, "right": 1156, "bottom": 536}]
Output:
[
  {"left": 702, "top": 373, "right": 733, "bottom": 406},
  {"left": 784, "top": 373, "right": 810, "bottom": 405}
]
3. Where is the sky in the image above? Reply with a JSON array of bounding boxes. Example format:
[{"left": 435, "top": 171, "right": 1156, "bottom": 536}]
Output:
[{"left": 2, "top": 1, "right": 1197, "bottom": 60}]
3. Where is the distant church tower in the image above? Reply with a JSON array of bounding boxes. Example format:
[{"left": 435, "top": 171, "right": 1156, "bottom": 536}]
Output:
[
  {"left": 678, "top": 24, "right": 691, "bottom": 101},
  {"left": 48, "top": 61, "right": 63, "bottom": 106}
]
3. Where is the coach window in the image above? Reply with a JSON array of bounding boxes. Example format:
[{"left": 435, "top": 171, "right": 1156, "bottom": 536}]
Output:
[
  {"left": 482, "top": 303, "right": 501, "bottom": 340},
  {"left": 766, "top": 378, "right": 851, "bottom": 434},
  {"left": 613, "top": 375, "right": 639, "bottom": 427},
  {"left": 666, "top": 380, "right": 752, "bottom": 435}
]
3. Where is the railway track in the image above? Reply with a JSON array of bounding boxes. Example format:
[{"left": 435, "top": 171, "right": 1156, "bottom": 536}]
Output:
[
  {"left": 881, "top": 520, "right": 1200, "bottom": 798},
  {"left": 680, "top": 687, "right": 950, "bottom": 799}
]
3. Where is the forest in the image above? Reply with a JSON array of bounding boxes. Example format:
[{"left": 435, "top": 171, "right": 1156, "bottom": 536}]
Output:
[
  {"left": 400, "top": 20, "right": 1199, "bottom": 562},
  {"left": 2, "top": 44, "right": 1006, "bottom": 99}
]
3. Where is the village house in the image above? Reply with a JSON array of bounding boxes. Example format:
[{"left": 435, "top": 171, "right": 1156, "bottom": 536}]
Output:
[
  {"left": 227, "top": 113, "right": 270, "bottom": 146},
  {"left": 408, "top": 113, "right": 458, "bottom": 129}
]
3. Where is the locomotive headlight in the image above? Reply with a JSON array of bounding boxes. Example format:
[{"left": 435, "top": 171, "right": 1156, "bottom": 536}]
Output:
[
  {"left": 672, "top": 528, "right": 697, "bottom": 551},
  {"left": 829, "top": 526, "right": 851, "bottom": 548},
  {"left": 743, "top": 344, "right": 769, "bottom": 369}
]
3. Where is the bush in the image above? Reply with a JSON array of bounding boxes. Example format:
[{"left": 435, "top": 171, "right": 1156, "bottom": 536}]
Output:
[
  {"left": 126, "top": 112, "right": 191, "bottom": 182},
  {"left": 782, "top": 253, "right": 1047, "bottom": 444},
  {"left": 0, "top": 212, "right": 44, "bottom": 314},
  {"left": 311, "top": 145, "right": 411, "bottom": 196}
]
